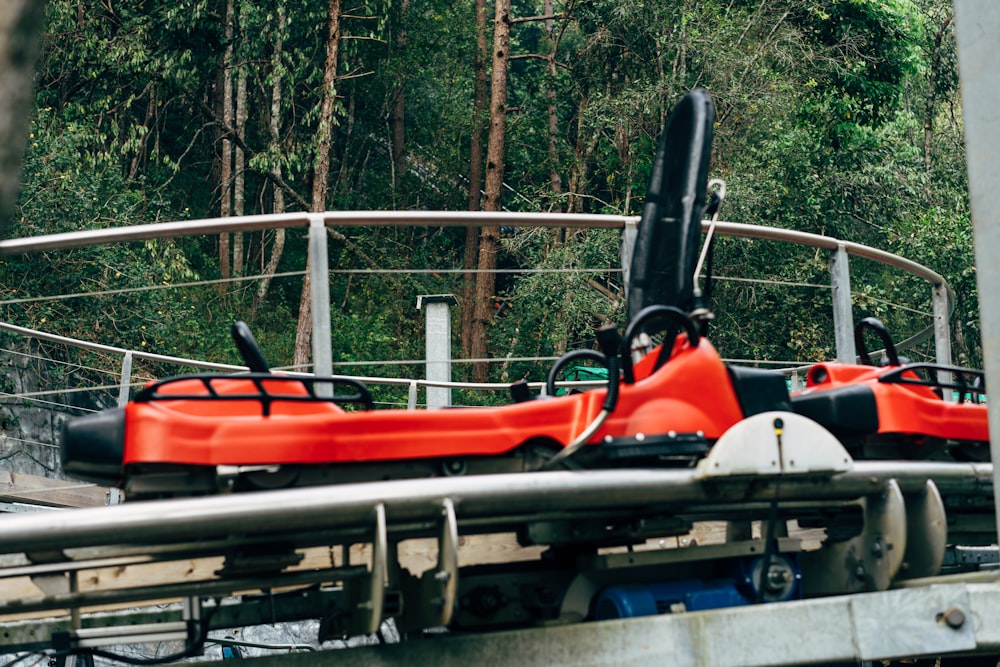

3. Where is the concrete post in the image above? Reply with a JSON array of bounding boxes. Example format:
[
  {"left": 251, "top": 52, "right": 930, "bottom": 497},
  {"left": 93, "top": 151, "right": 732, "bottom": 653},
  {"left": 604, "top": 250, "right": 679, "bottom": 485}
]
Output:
[{"left": 417, "top": 295, "right": 458, "bottom": 409}]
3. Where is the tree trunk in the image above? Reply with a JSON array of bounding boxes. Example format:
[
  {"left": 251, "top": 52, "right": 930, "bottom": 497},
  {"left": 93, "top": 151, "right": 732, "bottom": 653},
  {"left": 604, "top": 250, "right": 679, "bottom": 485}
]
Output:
[
  {"left": 461, "top": 0, "right": 490, "bottom": 361},
  {"left": 469, "top": 0, "right": 511, "bottom": 382},
  {"left": 923, "top": 12, "right": 952, "bottom": 205},
  {"left": 334, "top": 93, "right": 356, "bottom": 198},
  {"left": 294, "top": 0, "right": 341, "bottom": 368},
  {"left": 233, "top": 65, "right": 247, "bottom": 277},
  {"left": 544, "top": 0, "right": 562, "bottom": 203},
  {"left": 566, "top": 94, "right": 595, "bottom": 214},
  {"left": 128, "top": 91, "right": 155, "bottom": 181},
  {"left": 0, "top": 0, "right": 43, "bottom": 234},
  {"left": 390, "top": 0, "right": 409, "bottom": 200},
  {"left": 253, "top": 3, "right": 287, "bottom": 318},
  {"left": 391, "top": 87, "right": 406, "bottom": 186},
  {"left": 217, "top": 0, "right": 234, "bottom": 293}
]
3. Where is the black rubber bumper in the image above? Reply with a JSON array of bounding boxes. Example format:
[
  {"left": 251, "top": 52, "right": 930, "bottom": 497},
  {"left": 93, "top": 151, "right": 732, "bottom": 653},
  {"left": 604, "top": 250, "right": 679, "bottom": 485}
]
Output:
[
  {"left": 791, "top": 384, "right": 879, "bottom": 438},
  {"left": 60, "top": 407, "right": 126, "bottom": 486}
]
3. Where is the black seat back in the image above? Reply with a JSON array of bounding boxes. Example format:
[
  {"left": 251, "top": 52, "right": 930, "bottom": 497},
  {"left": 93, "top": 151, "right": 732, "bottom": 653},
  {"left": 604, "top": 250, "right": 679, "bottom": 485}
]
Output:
[
  {"left": 626, "top": 89, "right": 715, "bottom": 321},
  {"left": 727, "top": 366, "right": 793, "bottom": 417}
]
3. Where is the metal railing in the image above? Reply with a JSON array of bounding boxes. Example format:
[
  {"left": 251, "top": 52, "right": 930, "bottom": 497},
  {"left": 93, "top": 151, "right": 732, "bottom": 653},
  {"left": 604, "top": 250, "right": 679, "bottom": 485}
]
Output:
[
  {"left": 0, "top": 320, "right": 606, "bottom": 410},
  {"left": 0, "top": 211, "right": 953, "bottom": 408}
]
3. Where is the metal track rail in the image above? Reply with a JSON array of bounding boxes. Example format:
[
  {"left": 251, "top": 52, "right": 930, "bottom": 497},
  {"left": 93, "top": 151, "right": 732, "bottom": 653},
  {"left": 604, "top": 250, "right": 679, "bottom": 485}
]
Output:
[
  {"left": 0, "top": 463, "right": 990, "bottom": 556},
  {"left": 0, "top": 416, "right": 993, "bottom": 661}
]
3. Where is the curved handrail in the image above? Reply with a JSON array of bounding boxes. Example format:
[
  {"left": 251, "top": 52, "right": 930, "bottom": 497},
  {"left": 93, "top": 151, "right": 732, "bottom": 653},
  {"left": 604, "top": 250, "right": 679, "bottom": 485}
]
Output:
[
  {"left": 0, "top": 210, "right": 952, "bottom": 324},
  {"left": 0, "top": 211, "right": 630, "bottom": 254},
  {"left": 0, "top": 211, "right": 950, "bottom": 288},
  {"left": 0, "top": 209, "right": 950, "bottom": 308},
  {"left": 707, "top": 221, "right": 947, "bottom": 288},
  {"left": 0, "top": 211, "right": 953, "bottom": 401}
]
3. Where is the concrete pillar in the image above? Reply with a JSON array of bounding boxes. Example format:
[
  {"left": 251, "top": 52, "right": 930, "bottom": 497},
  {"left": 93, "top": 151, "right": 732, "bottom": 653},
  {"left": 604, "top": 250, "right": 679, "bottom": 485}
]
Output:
[{"left": 417, "top": 295, "right": 457, "bottom": 409}]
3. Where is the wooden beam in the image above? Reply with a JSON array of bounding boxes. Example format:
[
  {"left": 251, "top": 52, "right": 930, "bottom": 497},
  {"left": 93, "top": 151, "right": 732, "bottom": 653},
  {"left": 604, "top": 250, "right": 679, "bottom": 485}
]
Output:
[{"left": 0, "top": 471, "right": 108, "bottom": 509}]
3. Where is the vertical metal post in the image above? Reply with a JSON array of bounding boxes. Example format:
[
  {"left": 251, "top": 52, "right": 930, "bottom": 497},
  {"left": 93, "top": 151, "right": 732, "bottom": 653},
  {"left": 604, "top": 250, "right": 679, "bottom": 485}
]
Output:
[
  {"left": 109, "top": 352, "right": 133, "bottom": 505},
  {"left": 417, "top": 295, "right": 457, "bottom": 409},
  {"left": 954, "top": 0, "right": 1000, "bottom": 541},
  {"left": 309, "top": 215, "right": 333, "bottom": 379},
  {"left": 621, "top": 217, "right": 638, "bottom": 302},
  {"left": 932, "top": 284, "right": 953, "bottom": 367},
  {"left": 788, "top": 370, "right": 802, "bottom": 393},
  {"left": 932, "top": 283, "right": 954, "bottom": 396},
  {"left": 829, "top": 244, "right": 855, "bottom": 364},
  {"left": 117, "top": 351, "right": 133, "bottom": 407}
]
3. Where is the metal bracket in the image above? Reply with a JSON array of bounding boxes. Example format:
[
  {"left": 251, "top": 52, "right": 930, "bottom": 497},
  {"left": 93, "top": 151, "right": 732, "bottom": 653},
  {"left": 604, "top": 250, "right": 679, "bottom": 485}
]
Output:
[
  {"left": 352, "top": 503, "right": 388, "bottom": 635},
  {"left": 420, "top": 498, "right": 459, "bottom": 627}
]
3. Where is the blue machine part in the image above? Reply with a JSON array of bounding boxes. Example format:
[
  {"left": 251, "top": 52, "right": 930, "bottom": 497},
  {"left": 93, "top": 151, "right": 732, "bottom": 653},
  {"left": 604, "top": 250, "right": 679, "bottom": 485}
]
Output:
[
  {"left": 221, "top": 641, "right": 244, "bottom": 660},
  {"left": 593, "top": 555, "right": 801, "bottom": 620}
]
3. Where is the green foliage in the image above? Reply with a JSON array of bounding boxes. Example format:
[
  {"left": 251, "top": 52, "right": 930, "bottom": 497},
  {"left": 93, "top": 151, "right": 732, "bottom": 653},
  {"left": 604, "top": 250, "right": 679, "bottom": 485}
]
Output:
[
  {"left": 891, "top": 207, "right": 979, "bottom": 367},
  {"left": 489, "top": 228, "right": 623, "bottom": 383},
  {"left": 1, "top": 0, "right": 978, "bottom": 390}
]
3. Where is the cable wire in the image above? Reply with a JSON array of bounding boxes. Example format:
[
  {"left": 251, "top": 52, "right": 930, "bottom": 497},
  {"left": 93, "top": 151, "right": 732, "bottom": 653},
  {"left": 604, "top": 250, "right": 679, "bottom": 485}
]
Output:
[
  {"left": 0, "top": 393, "right": 100, "bottom": 413},
  {"left": 0, "top": 435, "right": 60, "bottom": 450},
  {"left": 0, "top": 348, "right": 125, "bottom": 379},
  {"left": 0, "top": 267, "right": 622, "bottom": 306}
]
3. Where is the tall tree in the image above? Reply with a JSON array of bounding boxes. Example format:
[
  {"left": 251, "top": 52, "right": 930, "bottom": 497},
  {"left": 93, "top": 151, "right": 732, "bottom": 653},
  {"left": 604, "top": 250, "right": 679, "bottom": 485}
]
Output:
[
  {"left": 0, "top": 0, "right": 43, "bottom": 234},
  {"left": 543, "top": 0, "right": 564, "bottom": 202},
  {"left": 468, "top": 0, "right": 511, "bottom": 382},
  {"left": 461, "top": 0, "right": 490, "bottom": 361},
  {"left": 922, "top": 8, "right": 954, "bottom": 204},
  {"left": 217, "top": 0, "right": 235, "bottom": 292},
  {"left": 233, "top": 64, "right": 247, "bottom": 276},
  {"left": 390, "top": 0, "right": 409, "bottom": 192},
  {"left": 294, "top": 0, "right": 342, "bottom": 368},
  {"left": 252, "top": 3, "right": 288, "bottom": 317}
]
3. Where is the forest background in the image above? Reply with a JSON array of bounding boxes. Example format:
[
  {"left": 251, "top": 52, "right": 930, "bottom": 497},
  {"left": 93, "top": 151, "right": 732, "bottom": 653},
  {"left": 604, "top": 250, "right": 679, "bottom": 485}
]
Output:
[{"left": 0, "top": 0, "right": 979, "bottom": 402}]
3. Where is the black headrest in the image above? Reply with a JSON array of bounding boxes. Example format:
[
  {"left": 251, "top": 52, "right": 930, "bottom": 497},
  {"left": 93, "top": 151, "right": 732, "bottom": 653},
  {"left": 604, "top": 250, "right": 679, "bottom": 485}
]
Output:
[{"left": 626, "top": 89, "right": 715, "bottom": 321}]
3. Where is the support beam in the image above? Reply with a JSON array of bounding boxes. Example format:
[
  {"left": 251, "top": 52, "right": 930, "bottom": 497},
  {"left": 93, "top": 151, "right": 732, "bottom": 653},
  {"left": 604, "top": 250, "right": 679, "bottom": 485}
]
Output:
[
  {"left": 620, "top": 217, "right": 638, "bottom": 300},
  {"left": 954, "top": 0, "right": 1000, "bottom": 544},
  {"left": 829, "top": 244, "right": 855, "bottom": 364},
  {"left": 933, "top": 284, "right": 953, "bottom": 369},
  {"left": 117, "top": 350, "right": 133, "bottom": 407},
  {"left": 181, "top": 582, "right": 991, "bottom": 667},
  {"left": 309, "top": 216, "right": 333, "bottom": 378}
]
